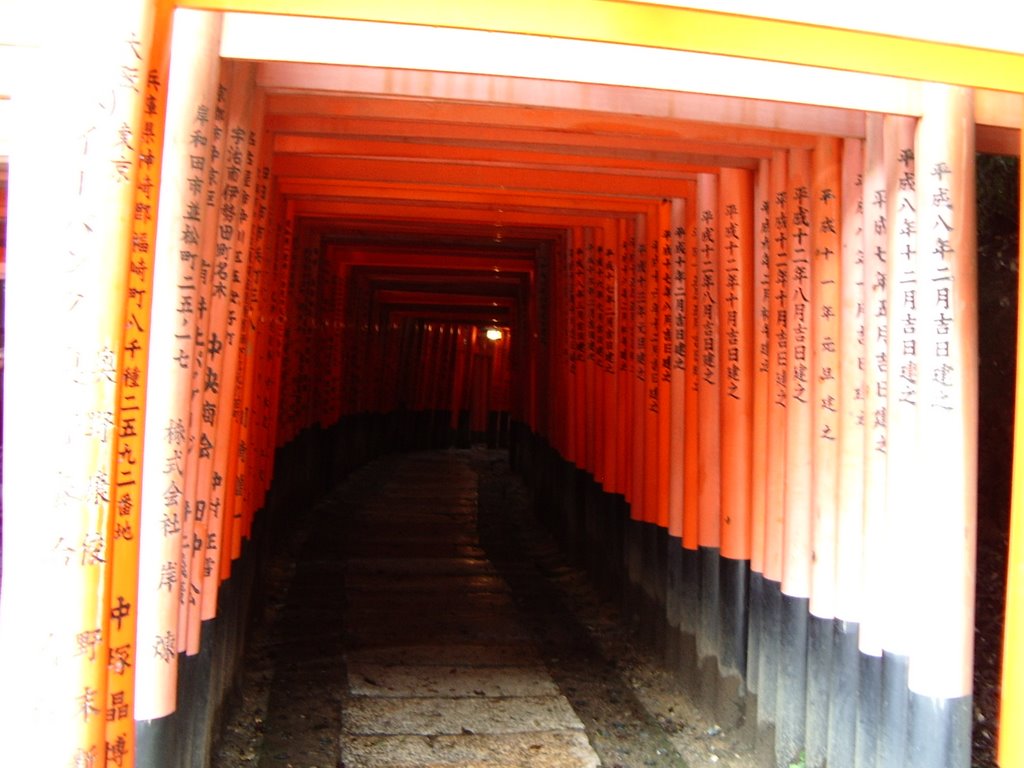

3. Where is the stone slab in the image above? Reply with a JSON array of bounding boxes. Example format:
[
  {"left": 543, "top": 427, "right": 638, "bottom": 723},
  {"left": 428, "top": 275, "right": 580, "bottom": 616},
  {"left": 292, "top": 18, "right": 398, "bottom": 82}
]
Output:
[
  {"left": 342, "top": 695, "right": 585, "bottom": 735},
  {"left": 339, "top": 731, "right": 600, "bottom": 768},
  {"left": 345, "top": 644, "right": 543, "bottom": 668},
  {"left": 347, "top": 664, "right": 560, "bottom": 698}
]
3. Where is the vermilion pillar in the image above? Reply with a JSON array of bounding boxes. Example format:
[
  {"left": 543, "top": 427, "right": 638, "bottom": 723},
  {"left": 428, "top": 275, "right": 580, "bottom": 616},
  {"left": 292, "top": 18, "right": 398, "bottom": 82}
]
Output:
[
  {"left": 879, "top": 113, "right": 918, "bottom": 765},
  {"left": 806, "top": 136, "right": 842, "bottom": 767},
  {"left": 778, "top": 147, "right": 813, "bottom": 768},
  {"left": 0, "top": 2, "right": 162, "bottom": 765},
  {"left": 830, "top": 137, "right": 866, "bottom": 768},
  {"left": 907, "top": 83, "right": 976, "bottom": 768},
  {"left": 135, "top": 9, "right": 223, "bottom": 721}
]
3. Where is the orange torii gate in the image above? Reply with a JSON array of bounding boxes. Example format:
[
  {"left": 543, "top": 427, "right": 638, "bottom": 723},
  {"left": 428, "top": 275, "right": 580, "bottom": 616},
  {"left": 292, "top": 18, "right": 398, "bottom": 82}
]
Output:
[{"left": 0, "top": 4, "right": 1022, "bottom": 768}]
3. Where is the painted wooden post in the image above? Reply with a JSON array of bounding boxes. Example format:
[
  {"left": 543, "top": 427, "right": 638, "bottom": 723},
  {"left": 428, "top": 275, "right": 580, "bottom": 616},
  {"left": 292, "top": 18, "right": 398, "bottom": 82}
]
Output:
[
  {"left": 199, "top": 64, "right": 263, "bottom": 621},
  {"left": 695, "top": 173, "right": 722, "bottom": 700},
  {"left": 829, "top": 137, "right": 866, "bottom": 768},
  {"left": 758, "top": 150, "right": 789, "bottom": 742},
  {"left": 907, "top": 83, "right": 976, "bottom": 768},
  {"left": 105, "top": 3, "right": 173, "bottom": 765},
  {"left": 180, "top": 62, "right": 230, "bottom": 655},
  {"left": 746, "top": 158, "right": 772, "bottom": 718},
  {"left": 778, "top": 147, "right": 813, "bottom": 768},
  {"left": 601, "top": 223, "right": 620, "bottom": 496},
  {"left": 878, "top": 113, "right": 918, "bottom": 766},
  {"left": 0, "top": 2, "right": 163, "bottom": 765},
  {"left": 681, "top": 192, "right": 702, "bottom": 672},
  {"left": 656, "top": 201, "right": 673, "bottom": 533},
  {"left": 718, "top": 167, "right": 754, "bottom": 721},
  {"left": 668, "top": 199, "right": 687, "bottom": 544},
  {"left": 1000, "top": 94, "right": 1024, "bottom": 768},
  {"left": 134, "top": 7, "right": 222, "bottom": 725},
  {"left": 645, "top": 207, "right": 663, "bottom": 529},
  {"left": 857, "top": 113, "right": 887, "bottom": 768},
  {"left": 807, "top": 136, "right": 842, "bottom": 767},
  {"left": 616, "top": 218, "right": 634, "bottom": 502},
  {"left": 632, "top": 214, "right": 648, "bottom": 525}
]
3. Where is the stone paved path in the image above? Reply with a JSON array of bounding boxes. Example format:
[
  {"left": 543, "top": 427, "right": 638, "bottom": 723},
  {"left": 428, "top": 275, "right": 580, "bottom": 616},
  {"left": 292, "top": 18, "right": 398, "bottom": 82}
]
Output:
[
  {"left": 251, "top": 451, "right": 600, "bottom": 768},
  {"left": 228, "top": 449, "right": 698, "bottom": 768},
  {"left": 335, "top": 452, "right": 599, "bottom": 768}
]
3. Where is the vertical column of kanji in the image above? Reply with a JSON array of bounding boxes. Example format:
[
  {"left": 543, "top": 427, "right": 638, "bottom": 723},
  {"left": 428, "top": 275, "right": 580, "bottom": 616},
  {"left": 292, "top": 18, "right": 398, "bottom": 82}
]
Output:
[
  {"left": 222, "top": 122, "right": 274, "bottom": 580},
  {"left": 857, "top": 113, "right": 887, "bottom": 768},
  {"left": 132, "top": 8, "right": 221, "bottom": 725},
  {"left": 595, "top": 226, "right": 610, "bottom": 490},
  {"left": 534, "top": 244, "right": 552, "bottom": 440},
  {"left": 107, "top": 6, "right": 174, "bottom": 766},
  {"left": 908, "top": 84, "right": 976, "bottom": 768},
  {"left": 197, "top": 64, "right": 261, "bottom": 623},
  {"left": 645, "top": 210, "right": 663, "bottom": 529},
  {"left": 746, "top": 159, "right": 771, "bottom": 726},
  {"left": 614, "top": 220, "right": 633, "bottom": 503},
  {"left": 601, "top": 224, "right": 619, "bottom": 495},
  {"left": 681, "top": 193, "right": 701, "bottom": 676},
  {"left": 758, "top": 150, "right": 789, "bottom": 745},
  {"left": 717, "top": 168, "right": 754, "bottom": 723},
  {"left": 0, "top": 2, "right": 159, "bottom": 765},
  {"left": 999, "top": 102, "right": 1024, "bottom": 768},
  {"left": 302, "top": 235, "right": 325, "bottom": 434},
  {"left": 695, "top": 174, "right": 722, "bottom": 704},
  {"left": 657, "top": 201, "right": 674, "bottom": 533},
  {"left": 240, "top": 195, "right": 288, "bottom": 548},
  {"left": 828, "top": 138, "right": 865, "bottom": 768},
  {"left": 631, "top": 216, "right": 648, "bottom": 525},
  {"left": 178, "top": 64, "right": 230, "bottom": 655},
  {"left": 665, "top": 198, "right": 688, "bottom": 670},
  {"left": 547, "top": 243, "right": 564, "bottom": 455},
  {"left": 565, "top": 232, "right": 581, "bottom": 466},
  {"left": 668, "top": 200, "right": 688, "bottom": 543},
  {"left": 274, "top": 220, "right": 301, "bottom": 446},
  {"left": 776, "top": 148, "right": 812, "bottom": 768},
  {"left": 625, "top": 217, "right": 646, "bottom": 602},
  {"left": 806, "top": 137, "right": 842, "bottom": 768},
  {"left": 584, "top": 228, "right": 598, "bottom": 477},
  {"left": 878, "top": 114, "right": 918, "bottom": 766}
]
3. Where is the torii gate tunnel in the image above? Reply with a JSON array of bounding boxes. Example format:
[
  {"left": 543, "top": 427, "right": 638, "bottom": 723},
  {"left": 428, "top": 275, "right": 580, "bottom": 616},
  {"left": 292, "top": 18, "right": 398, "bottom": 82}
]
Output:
[{"left": 1, "top": 2, "right": 1023, "bottom": 767}]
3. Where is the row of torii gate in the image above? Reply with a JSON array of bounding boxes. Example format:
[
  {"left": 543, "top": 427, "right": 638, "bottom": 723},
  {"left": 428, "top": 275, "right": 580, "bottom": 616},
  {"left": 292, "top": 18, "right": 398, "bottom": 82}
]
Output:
[{"left": 0, "top": 2, "right": 1023, "bottom": 767}]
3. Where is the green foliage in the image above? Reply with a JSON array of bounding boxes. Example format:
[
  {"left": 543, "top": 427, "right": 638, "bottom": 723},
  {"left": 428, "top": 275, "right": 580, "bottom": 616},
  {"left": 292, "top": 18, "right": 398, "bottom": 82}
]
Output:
[{"left": 787, "top": 751, "right": 806, "bottom": 768}]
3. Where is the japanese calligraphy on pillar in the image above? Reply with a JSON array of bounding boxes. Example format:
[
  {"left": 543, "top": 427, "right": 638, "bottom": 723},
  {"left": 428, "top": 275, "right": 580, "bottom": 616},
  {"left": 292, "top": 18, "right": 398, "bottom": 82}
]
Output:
[
  {"left": 910, "top": 83, "right": 978, "bottom": 705},
  {"left": 865, "top": 116, "right": 889, "bottom": 455},
  {"left": 180, "top": 72, "right": 230, "bottom": 652},
  {"left": 672, "top": 221, "right": 688, "bottom": 375},
  {"left": 648, "top": 224, "right": 662, "bottom": 414},
  {"left": 636, "top": 234, "right": 648, "bottom": 388},
  {"left": 200, "top": 65, "right": 261, "bottom": 622},
  {"left": 924, "top": 159, "right": 956, "bottom": 412},
  {"left": 772, "top": 183, "right": 789, "bottom": 409},
  {"left": 835, "top": 139, "right": 866, "bottom": 623},
  {"left": 106, "top": 5, "right": 172, "bottom": 764},
  {"left": 225, "top": 148, "right": 272, "bottom": 579},
  {"left": 784, "top": 149, "right": 814, "bottom": 597},
  {"left": 722, "top": 202, "right": 742, "bottom": 401},
  {"left": 135, "top": 9, "right": 223, "bottom": 721},
  {"left": 814, "top": 171, "right": 840, "bottom": 444},
  {"left": 810, "top": 138, "right": 842, "bottom": 617},
  {"left": 790, "top": 183, "right": 812, "bottom": 405},
  {"left": 700, "top": 206, "right": 718, "bottom": 389}
]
